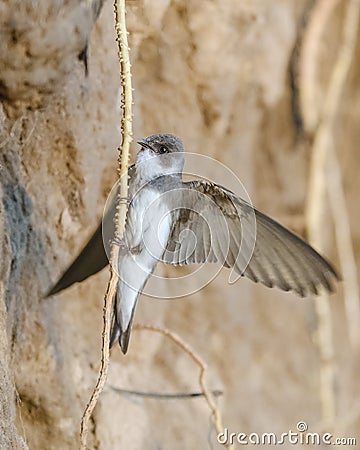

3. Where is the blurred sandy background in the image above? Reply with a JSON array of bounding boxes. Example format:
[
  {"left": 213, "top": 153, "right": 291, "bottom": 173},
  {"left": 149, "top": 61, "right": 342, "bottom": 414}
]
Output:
[{"left": 0, "top": 0, "right": 359, "bottom": 448}]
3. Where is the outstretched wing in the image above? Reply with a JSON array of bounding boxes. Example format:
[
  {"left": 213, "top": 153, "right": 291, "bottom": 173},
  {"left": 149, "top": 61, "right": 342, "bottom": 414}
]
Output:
[
  {"left": 46, "top": 211, "right": 112, "bottom": 297},
  {"left": 162, "top": 180, "right": 339, "bottom": 297},
  {"left": 46, "top": 166, "right": 136, "bottom": 297}
]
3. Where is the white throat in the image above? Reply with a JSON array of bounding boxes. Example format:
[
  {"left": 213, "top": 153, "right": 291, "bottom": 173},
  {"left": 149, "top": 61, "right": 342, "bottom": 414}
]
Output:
[{"left": 136, "top": 149, "right": 183, "bottom": 182}]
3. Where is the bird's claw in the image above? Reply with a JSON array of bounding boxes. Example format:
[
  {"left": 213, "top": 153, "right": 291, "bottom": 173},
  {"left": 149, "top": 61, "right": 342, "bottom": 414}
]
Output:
[
  {"left": 118, "top": 196, "right": 130, "bottom": 205},
  {"left": 111, "top": 237, "right": 129, "bottom": 250},
  {"left": 111, "top": 238, "right": 141, "bottom": 255}
]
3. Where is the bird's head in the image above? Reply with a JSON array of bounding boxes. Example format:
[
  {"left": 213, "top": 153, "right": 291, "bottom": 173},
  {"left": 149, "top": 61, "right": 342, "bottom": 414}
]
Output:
[{"left": 136, "top": 133, "right": 185, "bottom": 180}]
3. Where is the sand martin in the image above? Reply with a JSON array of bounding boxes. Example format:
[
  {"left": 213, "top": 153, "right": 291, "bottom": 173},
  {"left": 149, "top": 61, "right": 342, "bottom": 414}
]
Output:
[{"left": 47, "top": 134, "right": 339, "bottom": 354}]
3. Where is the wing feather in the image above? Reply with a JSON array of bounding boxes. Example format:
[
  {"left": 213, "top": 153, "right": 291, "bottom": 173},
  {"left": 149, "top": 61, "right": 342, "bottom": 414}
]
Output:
[{"left": 162, "top": 180, "right": 339, "bottom": 297}]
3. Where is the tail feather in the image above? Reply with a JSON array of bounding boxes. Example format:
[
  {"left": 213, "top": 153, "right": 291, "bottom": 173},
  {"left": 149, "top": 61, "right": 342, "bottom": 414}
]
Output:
[
  {"left": 119, "top": 324, "right": 132, "bottom": 354},
  {"left": 109, "top": 317, "right": 134, "bottom": 354},
  {"left": 110, "top": 289, "right": 138, "bottom": 354},
  {"left": 109, "top": 310, "right": 120, "bottom": 349}
]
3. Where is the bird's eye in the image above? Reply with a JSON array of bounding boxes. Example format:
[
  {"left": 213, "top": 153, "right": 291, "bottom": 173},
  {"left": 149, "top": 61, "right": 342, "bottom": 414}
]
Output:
[{"left": 159, "top": 145, "right": 168, "bottom": 154}]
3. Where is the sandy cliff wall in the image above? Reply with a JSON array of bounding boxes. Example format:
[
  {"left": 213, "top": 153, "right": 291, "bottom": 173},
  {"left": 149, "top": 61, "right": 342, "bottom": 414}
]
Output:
[{"left": 0, "top": 1, "right": 359, "bottom": 449}]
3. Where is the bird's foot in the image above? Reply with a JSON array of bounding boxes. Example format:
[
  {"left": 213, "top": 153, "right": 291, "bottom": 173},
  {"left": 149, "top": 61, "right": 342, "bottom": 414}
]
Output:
[
  {"left": 117, "top": 196, "right": 130, "bottom": 205},
  {"left": 111, "top": 237, "right": 129, "bottom": 250},
  {"left": 130, "top": 244, "right": 142, "bottom": 255},
  {"left": 111, "top": 238, "right": 141, "bottom": 255}
]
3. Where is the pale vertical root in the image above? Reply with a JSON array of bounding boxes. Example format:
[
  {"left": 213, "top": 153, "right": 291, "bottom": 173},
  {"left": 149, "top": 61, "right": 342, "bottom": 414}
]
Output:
[
  {"left": 114, "top": 0, "right": 133, "bottom": 238},
  {"left": 79, "top": 0, "right": 133, "bottom": 448},
  {"left": 299, "top": 0, "right": 340, "bottom": 133},
  {"left": 304, "top": 0, "right": 360, "bottom": 430},
  {"left": 327, "top": 142, "right": 360, "bottom": 351},
  {"left": 79, "top": 271, "right": 119, "bottom": 449},
  {"left": 133, "top": 324, "right": 235, "bottom": 450},
  {"left": 313, "top": 293, "right": 336, "bottom": 426}
]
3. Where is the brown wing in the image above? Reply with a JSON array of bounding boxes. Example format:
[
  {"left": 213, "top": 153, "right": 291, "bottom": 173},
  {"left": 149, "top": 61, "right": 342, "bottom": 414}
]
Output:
[
  {"left": 162, "top": 180, "right": 339, "bottom": 297},
  {"left": 46, "top": 165, "right": 136, "bottom": 297}
]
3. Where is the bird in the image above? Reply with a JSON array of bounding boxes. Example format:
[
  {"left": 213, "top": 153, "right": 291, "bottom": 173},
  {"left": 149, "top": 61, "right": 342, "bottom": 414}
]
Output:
[{"left": 47, "top": 133, "right": 339, "bottom": 354}]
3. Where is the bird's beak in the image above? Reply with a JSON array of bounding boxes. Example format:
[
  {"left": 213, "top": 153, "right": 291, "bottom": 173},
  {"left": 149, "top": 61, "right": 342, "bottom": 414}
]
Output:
[{"left": 137, "top": 139, "right": 152, "bottom": 150}]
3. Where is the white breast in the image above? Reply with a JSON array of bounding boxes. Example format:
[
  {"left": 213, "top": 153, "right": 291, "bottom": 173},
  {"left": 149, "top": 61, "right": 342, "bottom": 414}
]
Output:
[{"left": 125, "top": 184, "right": 172, "bottom": 266}]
